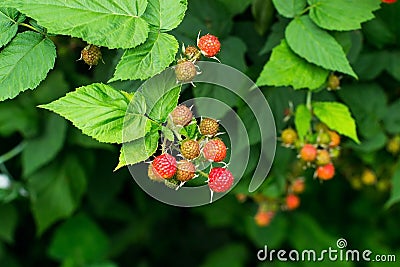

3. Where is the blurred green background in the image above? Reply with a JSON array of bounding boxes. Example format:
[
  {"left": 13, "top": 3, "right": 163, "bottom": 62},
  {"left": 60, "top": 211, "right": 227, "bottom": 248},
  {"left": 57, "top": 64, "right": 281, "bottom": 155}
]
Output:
[{"left": 1, "top": 0, "right": 400, "bottom": 266}]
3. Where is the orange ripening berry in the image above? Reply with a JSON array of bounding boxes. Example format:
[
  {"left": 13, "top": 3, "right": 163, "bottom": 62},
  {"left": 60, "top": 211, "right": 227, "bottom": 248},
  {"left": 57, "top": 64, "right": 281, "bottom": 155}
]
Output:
[
  {"left": 286, "top": 194, "right": 300, "bottom": 210},
  {"left": 328, "top": 131, "right": 341, "bottom": 148},
  {"left": 254, "top": 211, "right": 275, "bottom": 227},
  {"left": 299, "top": 144, "right": 317, "bottom": 162},
  {"left": 316, "top": 163, "right": 335, "bottom": 180}
]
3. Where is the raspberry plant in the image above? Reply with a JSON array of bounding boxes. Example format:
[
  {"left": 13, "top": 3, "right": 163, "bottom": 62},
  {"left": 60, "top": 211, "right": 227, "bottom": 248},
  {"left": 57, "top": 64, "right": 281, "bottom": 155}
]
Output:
[{"left": 1, "top": 0, "right": 400, "bottom": 266}]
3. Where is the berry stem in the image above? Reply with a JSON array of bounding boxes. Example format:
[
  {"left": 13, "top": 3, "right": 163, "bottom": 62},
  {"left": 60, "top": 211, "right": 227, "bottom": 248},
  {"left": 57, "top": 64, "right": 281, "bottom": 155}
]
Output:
[
  {"left": 197, "top": 170, "right": 209, "bottom": 178},
  {"left": 18, "top": 23, "right": 44, "bottom": 35},
  {"left": 306, "top": 91, "right": 312, "bottom": 111},
  {"left": 0, "top": 141, "right": 26, "bottom": 165}
]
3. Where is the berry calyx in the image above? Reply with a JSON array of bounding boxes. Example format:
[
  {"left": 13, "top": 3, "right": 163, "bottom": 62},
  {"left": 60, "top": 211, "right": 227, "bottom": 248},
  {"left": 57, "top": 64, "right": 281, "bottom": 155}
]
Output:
[
  {"left": 175, "top": 59, "right": 198, "bottom": 83},
  {"left": 180, "top": 139, "right": 200, "bottom": 160},
  {"left": 171, "top": 105, "right": 193, "bottom": 126},
  {"left": 147, "top": 164, "right": 164, "bottom": 182},
  {"left": 316, "top": 163, "right": 335, "bottom": 180},
  {"left": 299, "top": 144, "right": 317, "bottom": 162},
  {"left": 254, "top": 211, "right": 275, "bottom": 227},
  {"left": 78, "top": 44, "right": 103, "bottom": 69},
  {"left": 281, "top": 128, "right": 298, "bottom": 146},
  {"left": 151, "top": 154, "right": 177, "bottom": 179},
  {"left": 203, "top": 139, "right": 227, "bottom": 162},
  {"left": 286, "top": 194, "right": 300, "bottom": 210},
  {"left": 328, "top": 131, "right": 341, "bottom": 148},
  {"left": 199, "top": 117, "right": 219, "bottom": 137},
  {"left": 316, "top": 149, "right": 331, "bottom": 166},
  {"left": 176, "top": 160, "right": 196, "bottom": 182},
  {"left": 197, "top": 33, "right": 221, "bottom": 58},
  {"left": 208, "top": 167, "right": 234, "bottom": 193}
]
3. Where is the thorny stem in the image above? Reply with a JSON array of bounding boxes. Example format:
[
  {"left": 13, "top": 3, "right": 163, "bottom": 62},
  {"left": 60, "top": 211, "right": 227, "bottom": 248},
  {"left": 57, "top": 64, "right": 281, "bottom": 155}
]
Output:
[{"left": 0, "top": 142, "right": 26, "bottom": 165}]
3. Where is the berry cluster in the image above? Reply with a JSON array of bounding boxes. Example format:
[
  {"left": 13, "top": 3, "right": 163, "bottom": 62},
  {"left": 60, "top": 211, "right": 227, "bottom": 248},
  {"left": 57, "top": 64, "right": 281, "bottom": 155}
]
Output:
[
  {"left": 281, "top": 123, "right": 341, "bottom": 181},
  {"left": 149, "top": 105, "right": 233, "bottom": 202},
  {"left": 174, "top": 33, "right": 221, "bottom": 84}
]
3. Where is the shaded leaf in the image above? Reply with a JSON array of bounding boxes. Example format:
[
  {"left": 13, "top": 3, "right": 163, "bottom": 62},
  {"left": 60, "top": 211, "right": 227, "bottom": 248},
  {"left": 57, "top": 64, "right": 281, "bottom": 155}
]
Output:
[
  {"left": 22, "top": 114, "right": 67, "bottom": 177},
  {"left": 0, "top": 204, "right": 18, "bottom": 243},
  {"left": 28, "top": 156, "right": 87, "bottom": 234}
]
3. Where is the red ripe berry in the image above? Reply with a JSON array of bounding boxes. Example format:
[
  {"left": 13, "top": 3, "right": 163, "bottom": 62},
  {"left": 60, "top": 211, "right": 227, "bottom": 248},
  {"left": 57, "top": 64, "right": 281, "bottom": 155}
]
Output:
[
  {"left": 171, "top": 105, "right": 193, "bottom": 126},
  {"left": 299, "top": 144, "right": 317, "bottom": 162},
  {"left": 197, "top": 34, "right": 221, "bottom": 57},
  {"left": 151, "top": 154, "right": 177, "bottom": 179},
  {"left": 316, "top": 163, "right": 335, "bottom": 180},
  {"left": 203, "top": 139, "right": 227, "bottom": 162},
  {"left": 286, "top": 194, "right": 300, "bottom": 210},
  {"left": 254, "top": 211, "right": 275, "bottom": 227},
  {"left": 382, "top": 0, "right": 397, "bottom": 3},
  {"left": 208, "top": 167, "right": 234, "bottom": 193}
]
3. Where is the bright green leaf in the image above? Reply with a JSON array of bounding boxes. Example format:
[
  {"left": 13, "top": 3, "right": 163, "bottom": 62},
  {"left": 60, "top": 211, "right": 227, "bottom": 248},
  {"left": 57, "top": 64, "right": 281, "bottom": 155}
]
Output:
[
  {"left": 28, "top": 156, "right": 87, "bottom": 235},
  {"left": 22, "top": 114, "right": 67, "bottom": 177},
  {"left": 272, "top": 0, "right": 306, "bottom": 18},
  {"left": 110, "top": 31, "right": 178, "bottom": 81},
  {"left": 0, "top": 204, "right": 18, "bottom": 243},
  {"left": 39, "top": 83, "right": 150, "bottom": 144},
  {"left": 115, "top": 130, "right": 159, "bottom": 170},
  {"left": 285, "top": 16, "right": 357, "bottom": 78},
  {"left": 0, "top": 31, "right": 56, "bottom": 101},
  {"left": 295, "top": 104, "right": 312, "bottom": 140},
  {"left": 0, "top": 7, "right": 24, "bottom": 47},
  {"left": 6, "top": 0, "right": 149, "bottom": 49},
  {"left": 308, "top": 0, "right": 381, "bottom": 31},
  {"left": 312, "top": 101, "right": 360, "bottom": 143},
  {"left": 128, "top": 92, "right": 147, "bottom": 114},
  {"left": 48, "top": 214, "right": 109, "bottom": 264},
  {"left": 180, "top": 123, "right": 199, "bottom": 140},
  {"left": 257, "top": 40, "right": 329, "bottom": 90},
  {"left": 385, "top": 164, "right": 400, "bottom": 208},
  {"left": 148, "top": 87, "right": 180, "bottom": 123},
  {"left": 143, "top": 0, "right": 187, "bottom": 31}
]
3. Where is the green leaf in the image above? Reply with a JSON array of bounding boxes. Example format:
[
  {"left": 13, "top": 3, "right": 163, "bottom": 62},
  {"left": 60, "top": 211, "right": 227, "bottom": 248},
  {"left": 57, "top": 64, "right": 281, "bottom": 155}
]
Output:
[
  {"left": 115, "top": 130, "right": 159, "bottom": 170},
  {"left": 148, "top": 87, "right": 180, "bottom": 123},
  {"left": 384, "top": 99, "right": 400, "bottom": 134},
  {"left": 385, "top": 164, "right": 400, "bottom": 208},
  {"left": 48, "top": 214, "right": 109, "bottom": 264},
  {"left": 216, "top": 0, "right": 252, "bottom": 16},
  {"left": 386, "top": 51, "right": 400, "bottom": 81},
  {"left": 0, "top": 31, "right": 56, "bottom": 101},
  {"left": 28, "top": 156, "right": 87, "bottom": 235},
  {"left": 312, "top": 101, "right": 360, "bottom": 143},
  {"left": 6, "top": 0, "right": 149, "bottom": 49},
  {"left": 161, "top": 126, "right": 175, "bottom": 142},
  {"left": 180, "top": 123, "right": 199, "bottom": 140},
  {"left": 251, "top": 0, "right": 274, "bottom": 35},
  {"left": 201, "top": 244, "right": 248, "bottom": 267},
  {"left": 110, "top": 31, "right": 178, "bottom": 81},
  {"left": 143, "top": 0, "right": 187, "bottom": 31},
  {"left": 39, "top": 83, "right": 150, "bottom": 144},
  {"left": 0, "top": 204, "right": 18, "bottom": 243},
  {"left": 308, "top": 0, "right": 381, "bottom": 31},
  {"left": 257, "top": 40, "right": 329, "bottom": 90},
  {"left": 285, "top": 16, "right": 357, "bottom": 78},
  {"left": 128, "top": 92, "right": 147, "bottom": 114},
  {"left": 295, "top": 104, "right": 312, "bottom": 140},
  {"left": 22, "top": 114, "right": 67, "bottom": 177},
  {"left": 0, "top": 101, "right": 38, "bottom": 137},
  {"left": 0, "top": 7, "right": 24, "bottom": 47},
  {"left": 272, "top": 0, "right": 306, "bottom": 18},
  {"left": 259, "top": 17, "right": 289, "bottom": 55}
]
